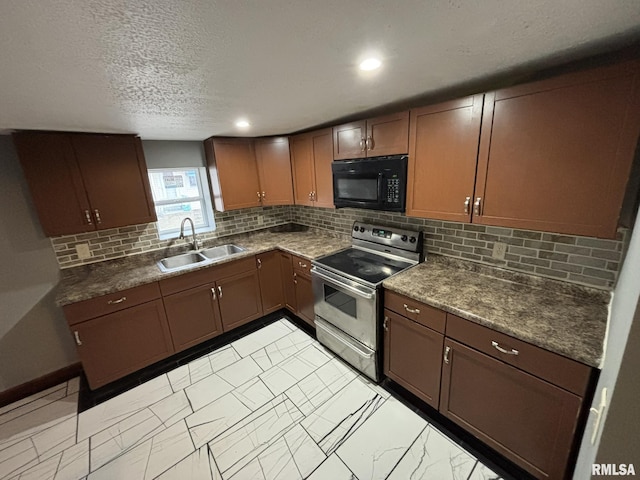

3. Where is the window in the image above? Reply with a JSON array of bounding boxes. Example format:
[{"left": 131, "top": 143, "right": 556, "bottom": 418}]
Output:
[{"left": 148, "top": 168, "right": 215, "bottom": 239}]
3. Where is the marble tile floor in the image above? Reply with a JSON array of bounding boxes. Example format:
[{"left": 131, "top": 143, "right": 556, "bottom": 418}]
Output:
[{"left": 0, "top": 318, "right": 506, "bottom": 480}]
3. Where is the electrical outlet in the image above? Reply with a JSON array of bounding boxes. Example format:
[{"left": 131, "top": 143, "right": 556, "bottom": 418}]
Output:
[
  {"left": 75, "top": 243, "right": 91, "bottom": 260},
  {"left": 492, "top": 242, "right": 507, "bottom": 260},
  {"left": 257, "top": 215, "right": 264, "bottom": 226}
]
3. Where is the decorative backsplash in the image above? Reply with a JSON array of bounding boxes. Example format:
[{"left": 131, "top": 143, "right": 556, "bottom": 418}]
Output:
[{"left": 52, "top": 203, "right": 628, "bottom": 290}]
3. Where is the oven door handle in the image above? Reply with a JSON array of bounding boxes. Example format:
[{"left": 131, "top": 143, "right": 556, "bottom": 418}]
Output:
[
  {"left": 316, "top": 320, "right": 375, "bottom": 358},
  {"left": 311, "top": 267, "right": 374, "bottom": 300}
]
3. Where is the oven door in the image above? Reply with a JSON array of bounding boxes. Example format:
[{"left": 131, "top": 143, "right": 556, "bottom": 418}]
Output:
[{"left": 311, "top": 266, "right": 378, "bottom": 349}]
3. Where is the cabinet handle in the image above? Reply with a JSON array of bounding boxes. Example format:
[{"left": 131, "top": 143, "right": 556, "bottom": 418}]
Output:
[
  {"left": 262, "top": 191, "right": 266, "bottom": 199},
  {"left": 464, "top": 196, "right": 471, "bottom": 215},
  {"left": 491, "top": 341, "right": 519, "bottom": 356},
  {"left": 84, "top": 210, "right": 93, "bottom": 225},
  {"left": 444, "top": 345, "right": 451, "bottom": 364},
  {"left": 359, "top": 138, "right": 366, "bottom": 152},
  {"left": 473, "top": 197, "right": 482, "bottom": 216},
  {"left": 218, "top": 285, "right": 223, "bottom": 298},
  {"left": 366, "top": 135, "right": 373, "bottom": 151},
  {"left": 308, "top": 191, "right": 313, "bottom": 200},
  {"left": 298, "top": 261, "right": 308, "bottom": 268},
  {"left": 107, "top": 296, "right": 127, "bottom": 305},
  {"left": 94, "top": 209, "right": 102, "bottom": 224},
  {"left": 403, "top": 303, "right": 420, "bottom": 314},
  {"left": 257, "top": 258, "right": 262, "bottom": 269},
  {"left": 383, "top": 316, "right": 389, "bottom": 331},
  {"left": 74, "top": 331, "right": 82, "bottom": 346},
  {"left": 257, "top": 191, "right": 262, "bottom": 201},
  {"left": 311, "top": 191, "right": 316, "bottom": 201},
  {"left": 211, "top": 287, "right": 217, "bottom": 300},
  {"left": 293, "top": 272, "right": 297, "bottom": 284}
]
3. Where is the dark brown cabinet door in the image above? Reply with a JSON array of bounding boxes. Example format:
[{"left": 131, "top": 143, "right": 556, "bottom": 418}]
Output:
[
  {"left": 255, "top": 137, "right": 294, "bottom": 206},
  {"left": 71, "top": 134, "right": 156, "bottom": 229},
  {"left": 289, "top": 133, "right": 315, "bottom": 206},
  {"left": 333, "top": 121, "right": 366, "bottom": 160},
  {"left": 280, "top": 252, "right": 297, "bottom": 312},
  {"left": 475, "top": 62, "right": 640, "bottom": 238},
  {"left": 407, "top": 96, "right": 483, "bottom": 222},
  {"left": 311, "top": 129, "right": 334, "bottom": 208},
  {"left": 217, "top": 269, "right": 263, "bottom": 331},
  {"left": 257, "top": 251, "right": 285, "bottom": 314},
  {"left": 13, "top": 132, "right": 93, "bottom": 236},
  {"left": 294, "top": 272, "right": 315, "bottom": 327},
  {"left": 440, "top": 339, "right": 583, "bottom": 480},
  {"left": 71, "top": 300, "right": 174, "bottom": 389},
  {"left": 366, "top": 111, "right": 410, "bottom": 157},
  {"left": 163, "top": 282, "right": 223, "bottom": 353},
  {"left": 206, "top": 138, "right": 261, "bottom": 211},
  {"left": 383, "top": 310, "right": 444, "bottom": 409}
]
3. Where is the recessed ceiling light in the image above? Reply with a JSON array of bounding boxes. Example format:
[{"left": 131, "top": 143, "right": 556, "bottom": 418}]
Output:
[
  {"left": 235, "top": 119, "right": 250, "bottom": 128},
  {"left": 359, "top": 58, "right": 382, "bottom": 71}
]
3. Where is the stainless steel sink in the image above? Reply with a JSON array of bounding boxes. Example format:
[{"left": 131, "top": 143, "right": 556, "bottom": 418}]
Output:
[
  {"left": 200, "top": 244, "right": 246, "bottom": 260},
  {"left": 157, "top": 244, "right": 246, "bottom": 272},
  {"left": 157, "top": 252, "right": 208, "bottom": 273}
]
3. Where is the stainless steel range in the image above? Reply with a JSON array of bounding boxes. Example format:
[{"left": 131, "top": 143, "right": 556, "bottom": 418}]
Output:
[{"left": 311, "top": 221, "right": 423, "bottom": 381}]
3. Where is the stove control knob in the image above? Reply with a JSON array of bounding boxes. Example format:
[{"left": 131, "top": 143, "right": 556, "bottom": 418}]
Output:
[
  {"left": 353, "top": 226, "right": 359, "bottom": 232},
  {"left": 401, "top": 235, "right": 408, "bottom": 242},
  {"left": 359, "top": 227, "right": 365, "bottom": 232},
  {"left": 409, "top": 236, "right": 417, "bottom": 243}
]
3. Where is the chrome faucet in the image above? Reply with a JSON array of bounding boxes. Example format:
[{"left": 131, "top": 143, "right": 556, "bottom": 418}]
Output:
[{"left": 179, "top": 217, "right": 200, "bottom": 250}]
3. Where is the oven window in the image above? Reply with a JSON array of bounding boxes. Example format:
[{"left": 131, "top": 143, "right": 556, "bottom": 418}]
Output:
[
  {"left": 336, "top": 177, "right": 378, "bottom": 201},
  {"left": 324, "top": 284, "right": 357, "bottom": 318}
]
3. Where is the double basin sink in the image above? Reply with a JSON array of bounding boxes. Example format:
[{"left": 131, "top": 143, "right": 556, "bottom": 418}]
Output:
[{"left": 157, "top": 244, "right": 246, "bottom": 273}]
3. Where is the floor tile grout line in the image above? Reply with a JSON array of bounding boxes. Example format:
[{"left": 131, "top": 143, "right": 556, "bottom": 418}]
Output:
[
  {"left": 382, "top": 423, "right": 430, "bottom": 480},
  {"left": 335, "top": 450, "right": 361, "bottom": 480}
]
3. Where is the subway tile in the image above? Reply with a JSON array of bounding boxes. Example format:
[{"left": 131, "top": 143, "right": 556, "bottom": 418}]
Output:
[
  {"left": 512, "top": 229, "right": 542, "bottom": 240},
  {"left": 582, "top": 267, "right": 616, "bottom": 281},
  {"left": 508, "top": 246, "right": 537, "bottom": 257},
  {"left": 591, "top": 249, "right": 621, "bottom": 261},
  {"left": 485, "top": 226, "right": 512, "bottom": 236},
  {"left": 568, "top": 255, "right": 607, "bottom": 268},
  {"left": 554, "top": 244, "right": 591, "bottom": 255},
  {"left": 541, "top": 233, "right": 577, "bottom": 244},
  {"left": 550, "top": 262, "right": 583, "bottom": 274},
  {"left": 523, "top": 240, "right": 555, "bottom": 250},
  {"left": 576, "top": 237, "right": 619, "bottom": 249},
  {"left": 538, "top": 251, "right": 568, "bottom": 262}
]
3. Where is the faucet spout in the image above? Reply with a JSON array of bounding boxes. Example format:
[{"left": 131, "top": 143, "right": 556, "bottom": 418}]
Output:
[{"left": 179, "top": 217, "right": 200, "bottom": 250}]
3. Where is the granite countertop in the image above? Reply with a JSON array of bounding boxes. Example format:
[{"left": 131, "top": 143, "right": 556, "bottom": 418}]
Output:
[
  {"left": 55, "top": 226, "right": 350, "bottom": 307},
  {"left": 383, "top": 256, "right": 610, "bottom": 368}
]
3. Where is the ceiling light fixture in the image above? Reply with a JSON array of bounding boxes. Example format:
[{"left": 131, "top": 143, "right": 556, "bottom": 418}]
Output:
[
  {"left": 359, "top": 58, "right": 382, "bottom": 71},
  {"left": 235, "top": 119, "right": 250, "bottom": 128}
]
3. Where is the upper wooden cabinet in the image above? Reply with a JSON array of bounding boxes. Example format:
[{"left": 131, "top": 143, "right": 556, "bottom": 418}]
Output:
[
  {"left": 13, "top": 132, "right": 156, "bottom": 236},
  {"left": 474, "top": 62, "right": 640, "bottom": 238},
  {"left": 333, "top": 112, "right": 409, "bottom": 160},
  {"left": 255, "top": 137, "right": 294, "bottom": 206},
  {"left": 204, "top": 137, "right": 294, "bottom": 211},
  {"left": 290, "top": 128, "right": 334, "bottom": 208},
  {"left": 406, "top": 95, "right": 484, "bottom": 222}
]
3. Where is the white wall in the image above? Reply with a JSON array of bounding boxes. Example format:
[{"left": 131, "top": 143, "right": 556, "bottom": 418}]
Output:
[
  {"left": 0, "top": 136, "right": 77, "bottom": 391},
  {"left": 573, "top": 206, "right": 640, "bottom": 478}
]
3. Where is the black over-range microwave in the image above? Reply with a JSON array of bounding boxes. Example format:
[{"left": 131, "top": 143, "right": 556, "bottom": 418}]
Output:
[{"left": 332, "top": 155, "right": 408, "bottom": 212}]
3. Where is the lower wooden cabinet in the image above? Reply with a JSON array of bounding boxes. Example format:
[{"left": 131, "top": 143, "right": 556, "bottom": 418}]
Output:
[
  {"left": 293, "top": 271, "right": 315, "bottom": 327},
  {"left": 280, "top": 252, "right": 297, "bottom": 311},
  {"left": 218, "top": 269, "right": 263, "bottom": 331},
  {"left": 440, "top": 338, "right": 583, "bottom": 480},
  {"left": 69, "top": 299, "right": 174, "bottom": 389},
  {"left": 383, "top": 309, "right": 443, "bottom": 409},
  {"left": 257, "top": 250, "right": 285, "bottom": 315},
  {"left": 163, "top": 283, "right": 223, "bottom": 353}
]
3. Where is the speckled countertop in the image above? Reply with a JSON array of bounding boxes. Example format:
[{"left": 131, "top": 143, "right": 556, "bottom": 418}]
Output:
[
  {"left": 55, "top": 226, "right": 350, "bottom": 307},
  {"left": 383, "top": 256, "right": 610, "bottom": 368}
]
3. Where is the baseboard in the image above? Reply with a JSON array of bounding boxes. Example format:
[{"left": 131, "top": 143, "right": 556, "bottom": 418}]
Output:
[{"left": 0, "top": 362, "right": 83, "bottom": 409}]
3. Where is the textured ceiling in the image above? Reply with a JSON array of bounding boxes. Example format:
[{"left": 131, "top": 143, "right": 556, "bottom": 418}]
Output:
[{"left": 0, "top": 0, "right": 639, "bottom": 140}]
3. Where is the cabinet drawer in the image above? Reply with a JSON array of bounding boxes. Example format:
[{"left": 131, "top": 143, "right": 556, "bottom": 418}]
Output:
[
  {"left": 292, "top": 254, "right": 312, "bottom": 276},
  {"left": 446, "top": 314, "right": 591, "bottom": 396},
  {"left": 63, "top": 282, "right": 161, "bottom": 325},
  {"left": 384, "top": 290, "right": 446, "bottom": 334}
]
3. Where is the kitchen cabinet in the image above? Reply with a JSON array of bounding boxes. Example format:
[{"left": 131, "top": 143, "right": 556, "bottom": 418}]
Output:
[
  {"left": 332, "top": 112, "right": 409, "bottom": 160},
  {"left": 160, "top": 256, "right": 262, "bottom": 337},
  {"left": 290, "top": 128, "right": 334, "bottom": 208},
  {"left": 257, "top": 250, "right": 285, "bottom": 315},
  {"left": 474, "top": 61, "right": 640, "bottom": 238},
  {"left": 254, "top": 137, "right": 294, "bottom": 206},
  {"left": 63, "top": 283, "right": 173, "bottom": 389},
  {"left": 13, "top": 131, "right": 156, "bottom": 236},
  {"left": 204, "top": 137, "right": 294, "bottom": 211},
  {"left": 280, "top": 251, "right": 297, "bottom": 311},
  {"left": 406, "top": 95, "right": 484, "bottom": 222},
  {"left": 441, "top": 314, "right": 592, "bottom": 480},
  {"left": 383, "top": 309, "right": 444, "bottom": 409},
  {"left": 290, "top": 254, "right": 315, "bottom": 327}
]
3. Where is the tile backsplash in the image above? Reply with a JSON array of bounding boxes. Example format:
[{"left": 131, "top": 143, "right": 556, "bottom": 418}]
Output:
[{"left": 52, "top": 204, "right": 628, "bottom": 290}]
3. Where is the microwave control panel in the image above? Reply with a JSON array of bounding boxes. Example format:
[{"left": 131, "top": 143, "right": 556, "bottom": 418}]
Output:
[{"left": 386, "top": 178, "right": 401, "bottom": 204}]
